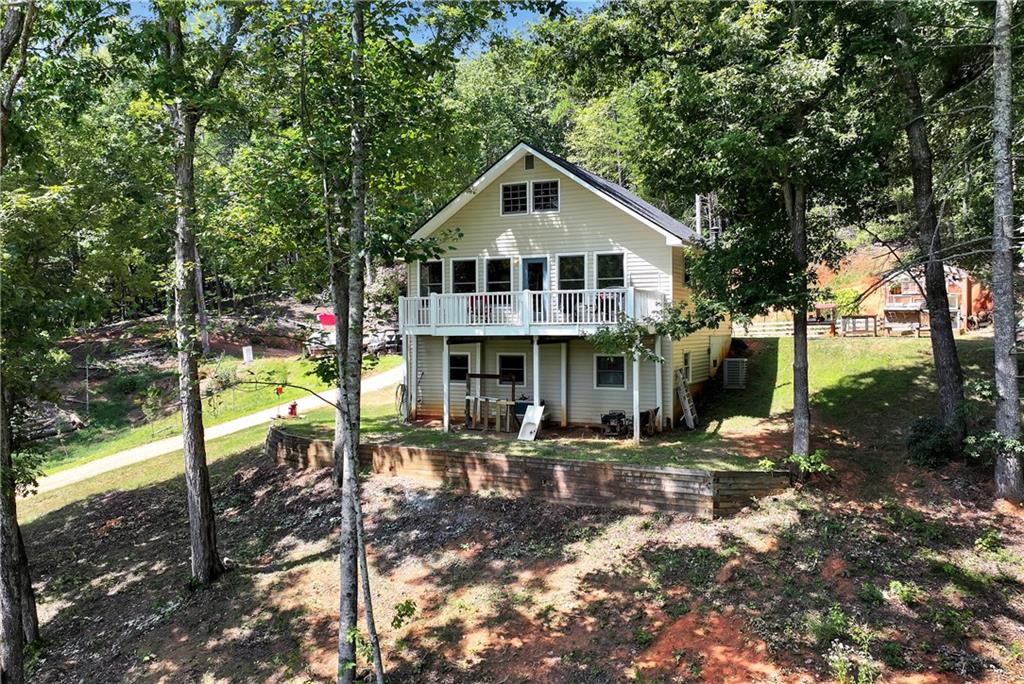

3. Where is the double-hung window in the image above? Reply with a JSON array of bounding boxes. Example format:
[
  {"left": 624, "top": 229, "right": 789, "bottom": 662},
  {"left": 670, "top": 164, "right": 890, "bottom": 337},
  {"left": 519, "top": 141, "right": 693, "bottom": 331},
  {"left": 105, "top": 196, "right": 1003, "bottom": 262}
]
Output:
[
  {"left": 595, "top": 355, "right": 626, "bottom": 389},
  {"left": 596, "top": 253, "right": 625, "bottom": 288},
  {"left": 557, "top": 255, "right": 585, "bottom": 290},
  {"left": 419, "top": 261, "right": 443, "bottom": 296},
  {"left": 452, "top": 259, "right": 477, "bottom": 293},
  {"left": 486, "top": 258, "right": 512, "bottom": 292},
  {"left": 449, "top": 353, "right": 469, "bottom": 382},
  {"left": 501, "top": 183, "right": 528, "bottom": 215},
  {"left": 532, "top": 180, "right": 559, "bottom": 212},
  {"left": 497, "top": 354, "right": 525, "bottom": 385}
]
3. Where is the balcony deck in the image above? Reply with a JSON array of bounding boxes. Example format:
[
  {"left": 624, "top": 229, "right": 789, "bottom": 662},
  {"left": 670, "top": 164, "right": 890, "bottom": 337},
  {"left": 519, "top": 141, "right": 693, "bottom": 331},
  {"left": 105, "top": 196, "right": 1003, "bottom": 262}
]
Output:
[{"left": 399, "top": 287, "right": 665, "bottom": 336}]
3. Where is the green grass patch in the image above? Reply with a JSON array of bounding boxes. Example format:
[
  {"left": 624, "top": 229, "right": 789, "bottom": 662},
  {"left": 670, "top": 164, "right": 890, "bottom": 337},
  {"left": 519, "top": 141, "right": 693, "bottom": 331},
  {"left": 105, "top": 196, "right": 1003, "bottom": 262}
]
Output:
[{"left": 39, "top": 355, "right": 400, "bottom": 476}]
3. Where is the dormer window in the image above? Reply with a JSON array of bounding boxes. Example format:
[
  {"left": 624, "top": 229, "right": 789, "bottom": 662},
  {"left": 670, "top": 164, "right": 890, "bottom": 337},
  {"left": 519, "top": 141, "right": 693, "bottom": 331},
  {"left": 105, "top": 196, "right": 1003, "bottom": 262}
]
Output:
[
  {"left": 501, "top": 183, "right": 528, "bottom": 215},
  {"left": 532, "top": 180, "right": 559, "bottom": 212}
]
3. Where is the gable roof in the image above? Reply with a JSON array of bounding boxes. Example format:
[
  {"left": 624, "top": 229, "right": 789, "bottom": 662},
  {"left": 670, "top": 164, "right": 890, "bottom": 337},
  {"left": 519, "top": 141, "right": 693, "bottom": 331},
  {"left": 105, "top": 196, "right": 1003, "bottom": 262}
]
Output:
[{"left": 410, "top": 142, "right": 697, "bottom": 246}]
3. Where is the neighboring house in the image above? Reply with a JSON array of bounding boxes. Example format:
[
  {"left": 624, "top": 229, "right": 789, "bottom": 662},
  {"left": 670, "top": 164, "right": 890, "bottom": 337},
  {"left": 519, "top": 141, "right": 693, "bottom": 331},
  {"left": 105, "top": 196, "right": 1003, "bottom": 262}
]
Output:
[
  {"left": 398, "top": 142, "right": 731, "bottom": 440},
  {"left": 875, "top": 266, "right": 990, "bottom": 336}
]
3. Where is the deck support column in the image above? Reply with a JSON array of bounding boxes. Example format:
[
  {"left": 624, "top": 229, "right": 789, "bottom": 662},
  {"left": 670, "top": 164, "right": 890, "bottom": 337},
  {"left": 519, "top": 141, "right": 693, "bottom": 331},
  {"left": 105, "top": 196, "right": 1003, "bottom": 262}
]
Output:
[
  {"left": 654, "top": 335, "right": 663, "bottom": 433},
  {"left": 409, "top": 335, "right": 418, "bottom": 420},
  {"left": 442, "top": 335, "right": 450, "bottom": 432},
  {"left": 632, "top": 354, "right": 640, "bottom": 445},
  {"left": 560, "top": 341, "right": 568, "bottom": 427},
  {"left": 532, "top": 335, "right": 540, "bottom": 407},
  {"left": 474, "top": 341, "right": 482, "bottom": 397}
]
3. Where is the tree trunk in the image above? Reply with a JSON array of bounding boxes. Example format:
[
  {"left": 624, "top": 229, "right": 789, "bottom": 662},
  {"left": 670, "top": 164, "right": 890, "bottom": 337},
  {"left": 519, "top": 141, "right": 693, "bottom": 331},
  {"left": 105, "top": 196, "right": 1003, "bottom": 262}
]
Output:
[
  {"left": 194, "top": 242, "right": 211, "bottom": 357},
  {"left": 991, "top": 0, "right": 1022, "bottom": 502},
  {"left": 337, "top": 3, "right": 366, "bottom": 681},
  {"left": 14, "top": 525, "right": 36, "bottom": 645},
  {"left": 0, "top": 387, "right": 24, "bottom": 684},
  {"left": 171, "top": 104, "right": 224, "bottom": 585},
  {"left": 898, "top": 67, "right": 965, "bottom": 442},
  {"left": 783, "top": 182, "right": 811, "bottom": 461}
]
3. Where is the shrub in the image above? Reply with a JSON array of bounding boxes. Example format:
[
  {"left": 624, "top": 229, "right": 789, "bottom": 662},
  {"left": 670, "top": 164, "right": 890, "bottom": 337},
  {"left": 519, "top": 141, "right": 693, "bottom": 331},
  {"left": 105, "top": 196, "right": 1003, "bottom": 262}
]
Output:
[
  {"left": 974, "top": 527, "right": 1004, "bottom": 555},
  {"left": 887, "top": 580, "right": 923, "bottom": 605},
  {"left": 857, "top": 582, "right": 884, "bottom": 606},
  {"left": 907, "top": 417, "right": 959, "bottom": 468},
  {"left": 808, "top": 605, "right": 849, "bottom": 647},
  {"left": 827, "top": 642, "right": 879, "bottom": 684}
]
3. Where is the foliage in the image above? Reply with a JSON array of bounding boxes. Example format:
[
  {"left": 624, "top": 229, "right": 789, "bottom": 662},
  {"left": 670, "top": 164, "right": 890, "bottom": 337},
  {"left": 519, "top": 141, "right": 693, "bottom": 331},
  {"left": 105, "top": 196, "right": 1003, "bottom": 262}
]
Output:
[
  {"left": 760, "top": 450, "right": 832, "bottom": 475},
  {"left": 827, "top": 641, "right": 879, "bottom": 684},
  {"left": 964, "top": 430, "right": 1024, "bottom": 469},
  {"left": 391, "top": 599, "right": 417, "bottom": 630},
  {"left": 832, "top": 289, "right": 861, "bottom": 317},
  {"left": 907, "top": 417, "right": 960, "bottom": 468}
]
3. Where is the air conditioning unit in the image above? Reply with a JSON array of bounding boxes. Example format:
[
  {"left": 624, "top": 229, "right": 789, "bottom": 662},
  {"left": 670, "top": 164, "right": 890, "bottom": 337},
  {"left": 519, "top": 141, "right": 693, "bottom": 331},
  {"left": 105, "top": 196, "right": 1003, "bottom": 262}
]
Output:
[{"left": 723, "top": 357, "right": 747, "bottom": 390}]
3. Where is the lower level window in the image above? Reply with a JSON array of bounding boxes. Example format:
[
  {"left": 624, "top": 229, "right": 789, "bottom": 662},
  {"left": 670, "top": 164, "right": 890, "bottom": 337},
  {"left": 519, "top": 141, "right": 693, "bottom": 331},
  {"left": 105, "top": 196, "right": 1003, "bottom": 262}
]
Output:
[
  {"left": 449, "top": 353, "right": 469, "bottom": 382},
  {"left": 497, "top": 354, "right": 525, "bottom": 385},
  {"left": 595, "top": 355, "right": 625, "bottom": 388},
  {"left": 683, "top": 351, "right": 692, "bottom": 382}
]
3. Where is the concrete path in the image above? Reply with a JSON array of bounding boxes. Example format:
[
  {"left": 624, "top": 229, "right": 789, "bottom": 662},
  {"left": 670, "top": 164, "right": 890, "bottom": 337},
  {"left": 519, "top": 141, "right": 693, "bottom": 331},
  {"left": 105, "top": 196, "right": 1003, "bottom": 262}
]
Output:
[{"left": 34, "top": 363, "right": 405, "bottom": 494}]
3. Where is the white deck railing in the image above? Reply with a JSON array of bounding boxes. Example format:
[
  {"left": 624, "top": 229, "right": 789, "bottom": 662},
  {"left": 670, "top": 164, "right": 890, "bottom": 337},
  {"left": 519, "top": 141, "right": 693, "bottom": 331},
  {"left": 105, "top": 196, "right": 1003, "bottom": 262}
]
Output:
[{"left": 399, "top": 287, "right": 664, "bottom": 335}]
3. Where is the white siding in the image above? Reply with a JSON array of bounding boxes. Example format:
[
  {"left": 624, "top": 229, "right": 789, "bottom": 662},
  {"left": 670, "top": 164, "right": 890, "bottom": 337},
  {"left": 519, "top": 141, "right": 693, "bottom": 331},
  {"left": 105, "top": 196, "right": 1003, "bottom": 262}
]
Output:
[
  {"left": 414, "top": 158, "right": 674, "bottom": 298},
  {"left": 411, "top": 334, "right": 665, "bottom": 425}
]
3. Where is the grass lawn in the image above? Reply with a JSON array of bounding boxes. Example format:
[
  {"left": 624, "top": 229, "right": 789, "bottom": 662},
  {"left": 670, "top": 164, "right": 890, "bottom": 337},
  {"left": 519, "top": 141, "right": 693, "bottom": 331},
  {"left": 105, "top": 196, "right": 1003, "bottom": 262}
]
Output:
[
  {"left": 40, "top": 354, "right": 401, "bottom": 475},
  {"left": 284, "top": 337, "right": 997, "bottom": 471}
]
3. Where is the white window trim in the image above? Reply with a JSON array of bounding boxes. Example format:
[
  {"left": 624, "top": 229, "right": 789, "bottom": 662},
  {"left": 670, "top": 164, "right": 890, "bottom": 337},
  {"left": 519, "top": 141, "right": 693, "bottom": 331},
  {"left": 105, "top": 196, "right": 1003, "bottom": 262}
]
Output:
[
  {"left": 419, "top": 259, "right": 444, "bottom": 296},
  {"left": 448, "top": 352, "right": 470, "bottom": 382},
  {"left": 449, "top": 257, "right": 478, "bottom": 293},
  {"left": 496, "top": 352, "right": 527, "bottom": 386},
  {"left": 593, "top": 353, "right": 627, "bottom": 390},
  {"left": 530, "top": 179, "right": 561, "bottom": 214},
  {"left": 556, "top": 253, "right": 587, "bottom": 291},
  {"left": 485, "top": 256, "right": 514, "bottom": 292},
  {"left": 683, "top": 351, "right": 692, "bottom": 383},
  {"left": 595, "top": 251, "right": 628, "bottom": 289},
  {"left": 499, "top": 181, "right": 529, "bottom": 216}
]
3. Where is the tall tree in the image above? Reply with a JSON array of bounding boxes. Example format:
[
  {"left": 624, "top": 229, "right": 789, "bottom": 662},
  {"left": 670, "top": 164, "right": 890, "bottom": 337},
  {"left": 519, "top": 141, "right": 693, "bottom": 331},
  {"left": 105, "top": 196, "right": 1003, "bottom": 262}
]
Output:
[
  {"left": 153, "top": 1, "right": 250, "bottom": 584},
  {"left": 337, "top": 0, "right": 364, "bottom": 677},
  {"left": 892, "top": 9, "right": 966, "bottom": 444},
  {"left": 991, "top": 0, "right": 1021, "bottom": 502}
]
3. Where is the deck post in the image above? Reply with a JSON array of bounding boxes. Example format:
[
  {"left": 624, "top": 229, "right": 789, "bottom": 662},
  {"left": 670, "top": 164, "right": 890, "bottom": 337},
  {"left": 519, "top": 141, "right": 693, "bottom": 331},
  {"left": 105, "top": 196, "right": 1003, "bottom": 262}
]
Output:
[
  {"left": 532, "top": 335, "right": 540, "bottom": 407},
  {"left": 560, "top": 341, "right": 568, "bottom": 427},
  {"left": 403, "top": 335, "right": 411, "bottom": 417},
  {"left": 632, "top": 354, "right": 640, "bottom": 445},
  {"left": 474, "top": 341, "right": 482, "bottom": 397},
  {"left": 442, "top": 335, "right": 450, "bottom": 432},
  {"left": 654, "top": 335, "right": 663, "bottom": 433}
]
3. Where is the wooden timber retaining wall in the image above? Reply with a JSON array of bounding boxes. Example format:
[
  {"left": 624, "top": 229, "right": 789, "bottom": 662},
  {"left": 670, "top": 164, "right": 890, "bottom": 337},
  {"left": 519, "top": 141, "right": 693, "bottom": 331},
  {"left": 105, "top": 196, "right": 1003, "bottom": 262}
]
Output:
[{"left": 265, "top": 426, "right": 790, "bottom": 519}]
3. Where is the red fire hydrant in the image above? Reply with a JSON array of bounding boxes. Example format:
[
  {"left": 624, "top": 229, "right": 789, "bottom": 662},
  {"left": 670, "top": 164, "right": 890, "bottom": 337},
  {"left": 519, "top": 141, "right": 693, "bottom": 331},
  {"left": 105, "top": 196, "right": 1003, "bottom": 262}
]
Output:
[{"left": 288, "top": 401, "right": 298, "bottom": 418}]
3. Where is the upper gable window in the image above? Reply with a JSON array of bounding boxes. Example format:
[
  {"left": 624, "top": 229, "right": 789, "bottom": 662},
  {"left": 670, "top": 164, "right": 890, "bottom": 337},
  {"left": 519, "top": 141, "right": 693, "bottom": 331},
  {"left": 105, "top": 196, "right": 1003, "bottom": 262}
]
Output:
[
  {"left": 501, "top": 182, "right": 528, "bottom": 215},
  {"left": 532, "top": 180, "right": 559, "bottom": 212}
]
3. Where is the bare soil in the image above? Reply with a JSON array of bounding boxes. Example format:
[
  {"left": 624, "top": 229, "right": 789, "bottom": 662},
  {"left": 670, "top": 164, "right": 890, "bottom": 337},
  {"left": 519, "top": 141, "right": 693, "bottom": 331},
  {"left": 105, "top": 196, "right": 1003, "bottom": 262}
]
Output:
[{"left": 23, "top": 437, "right": 1024, "bottom": 683}]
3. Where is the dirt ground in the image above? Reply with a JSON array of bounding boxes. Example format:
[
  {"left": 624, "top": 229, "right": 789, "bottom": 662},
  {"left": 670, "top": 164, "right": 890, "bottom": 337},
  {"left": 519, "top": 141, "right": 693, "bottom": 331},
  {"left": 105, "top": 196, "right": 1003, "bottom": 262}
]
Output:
[{"left": 22, "top": 435, "right": 1024, "bottom": 683}]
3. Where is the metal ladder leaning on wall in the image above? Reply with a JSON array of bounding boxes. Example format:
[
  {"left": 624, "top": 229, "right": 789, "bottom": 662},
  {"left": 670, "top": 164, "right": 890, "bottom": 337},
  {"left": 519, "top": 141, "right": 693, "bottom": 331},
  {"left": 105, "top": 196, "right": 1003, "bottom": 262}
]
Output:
[{"left": 675, "top": 369, "right": 698, "bottom": 429}]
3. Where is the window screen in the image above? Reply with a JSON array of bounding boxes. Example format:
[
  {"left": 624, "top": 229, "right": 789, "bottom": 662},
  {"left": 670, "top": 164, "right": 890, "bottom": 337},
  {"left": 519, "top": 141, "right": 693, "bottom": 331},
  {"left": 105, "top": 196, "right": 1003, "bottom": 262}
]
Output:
[
  {"left": 558, "top": 255, "right": 585, "bottom": 290},
  {"left": 595, "top": 355, "right": 626, "bottom": 388},
  {"left": 498, "top": 354, "right": 525, "bottom": 384},
  {"left": 501, "top": 183, "right": 528, "bottom": 215},
  {"left": 452, "top": 260, "right": 477, "bottom": 293},
  {"left": 597, "top": 253, "right": 625, "bottom": 288},
  {"left": 486, "top": 258, "right": 512, "bottom": 292},
  {"left": 419, "top": 261, "right": 442, "bottom": 296},
  {"left": 449, "top": 353, "right": 469, "bottom": 382},
  {"left": 532, "top": 180, "right": 559, "bottom": 212}
]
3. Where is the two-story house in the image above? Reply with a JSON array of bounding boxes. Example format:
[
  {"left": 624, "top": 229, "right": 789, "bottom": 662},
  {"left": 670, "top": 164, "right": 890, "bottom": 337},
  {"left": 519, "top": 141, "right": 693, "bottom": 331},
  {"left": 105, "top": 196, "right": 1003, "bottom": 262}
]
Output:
[{"left": 398, "top": 143, "right": 731, "bottom": 442}]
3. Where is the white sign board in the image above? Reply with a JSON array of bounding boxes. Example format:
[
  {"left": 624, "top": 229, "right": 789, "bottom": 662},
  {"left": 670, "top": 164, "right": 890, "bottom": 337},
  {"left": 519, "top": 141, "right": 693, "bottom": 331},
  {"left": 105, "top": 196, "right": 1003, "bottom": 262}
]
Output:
[{"left": 242, "top": 345, "right": 254, "bottom": 363}]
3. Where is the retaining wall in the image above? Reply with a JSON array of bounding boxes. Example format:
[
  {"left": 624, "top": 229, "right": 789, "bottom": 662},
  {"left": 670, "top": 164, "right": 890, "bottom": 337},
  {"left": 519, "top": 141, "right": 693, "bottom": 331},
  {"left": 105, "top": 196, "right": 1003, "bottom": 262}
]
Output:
[{"left": 265, "top": 425, "right": 790, "bottom": 519}]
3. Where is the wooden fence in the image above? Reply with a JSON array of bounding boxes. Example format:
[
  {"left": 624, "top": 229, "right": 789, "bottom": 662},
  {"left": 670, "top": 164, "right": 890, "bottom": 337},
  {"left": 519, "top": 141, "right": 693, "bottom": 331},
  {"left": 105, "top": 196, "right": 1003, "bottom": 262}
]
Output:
[
  {"left": 265, "top": 426, "right": 790, "bottom": 519},
  {"left": 733, "top": 318, "right": 881, "bottom": 338}
]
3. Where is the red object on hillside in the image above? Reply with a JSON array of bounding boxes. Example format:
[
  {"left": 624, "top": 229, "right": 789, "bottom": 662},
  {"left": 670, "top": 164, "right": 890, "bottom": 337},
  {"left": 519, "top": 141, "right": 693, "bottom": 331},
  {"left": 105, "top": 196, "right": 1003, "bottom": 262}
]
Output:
[
  {"left": 275, "top": 386, "right": 283, "bottom": 396},
  {"left": 288, "top": 401, "right": 298, "bottom": 417},
  {"left": 318, "top": 313, "right": 335, "bottom": 328}
]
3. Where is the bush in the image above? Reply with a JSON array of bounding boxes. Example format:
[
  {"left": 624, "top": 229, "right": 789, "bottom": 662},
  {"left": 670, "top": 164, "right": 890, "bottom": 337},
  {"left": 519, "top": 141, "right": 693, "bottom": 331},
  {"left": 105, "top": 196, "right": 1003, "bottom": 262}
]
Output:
[{"left": 907, "top": 417, "right": 959, "bottom": 468}]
